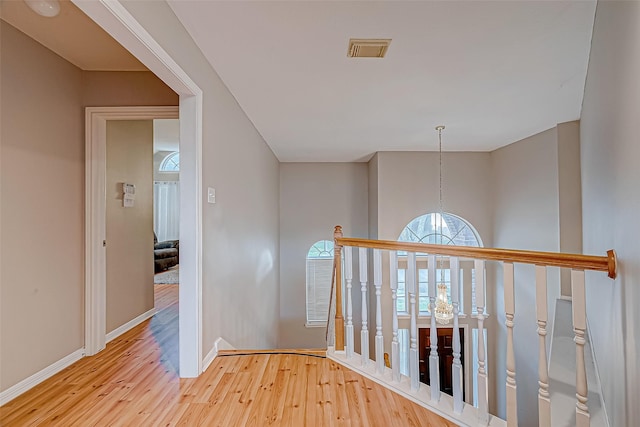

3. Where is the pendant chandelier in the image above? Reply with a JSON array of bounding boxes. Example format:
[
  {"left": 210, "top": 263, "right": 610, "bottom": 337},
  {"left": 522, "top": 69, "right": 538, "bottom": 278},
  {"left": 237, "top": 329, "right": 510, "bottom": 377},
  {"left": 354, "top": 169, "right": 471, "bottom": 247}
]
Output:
[{"left": 434, "top": 125, "right": 454, "bottom": 325}]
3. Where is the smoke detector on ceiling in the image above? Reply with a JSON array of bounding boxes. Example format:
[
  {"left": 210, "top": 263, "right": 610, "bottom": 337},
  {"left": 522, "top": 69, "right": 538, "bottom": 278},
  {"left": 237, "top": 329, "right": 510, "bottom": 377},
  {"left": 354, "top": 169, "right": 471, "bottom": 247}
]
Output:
[{"left": 347, "top": 39, "right": 391, "bottom": 58}]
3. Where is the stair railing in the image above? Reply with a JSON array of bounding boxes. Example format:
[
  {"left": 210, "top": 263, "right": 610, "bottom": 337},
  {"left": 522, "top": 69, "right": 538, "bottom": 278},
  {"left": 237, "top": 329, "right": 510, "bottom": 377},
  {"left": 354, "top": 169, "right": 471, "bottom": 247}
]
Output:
[{"left": 329, "top": 225, "right": 616, "bottom": 427}]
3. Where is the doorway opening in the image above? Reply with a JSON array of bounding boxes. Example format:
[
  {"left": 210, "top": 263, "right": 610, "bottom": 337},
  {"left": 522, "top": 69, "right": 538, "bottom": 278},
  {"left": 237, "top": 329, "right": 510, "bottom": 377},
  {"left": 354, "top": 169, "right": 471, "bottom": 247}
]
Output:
[{"left": 78, "top": 0, "right": 203, "bottom": 378}]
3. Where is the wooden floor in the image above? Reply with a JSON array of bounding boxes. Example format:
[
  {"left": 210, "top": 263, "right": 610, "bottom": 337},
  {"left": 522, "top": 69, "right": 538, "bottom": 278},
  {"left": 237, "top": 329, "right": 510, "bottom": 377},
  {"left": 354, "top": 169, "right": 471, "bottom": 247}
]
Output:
[{"left": 0, "top": 285, "right": 455, "bottom": 426}]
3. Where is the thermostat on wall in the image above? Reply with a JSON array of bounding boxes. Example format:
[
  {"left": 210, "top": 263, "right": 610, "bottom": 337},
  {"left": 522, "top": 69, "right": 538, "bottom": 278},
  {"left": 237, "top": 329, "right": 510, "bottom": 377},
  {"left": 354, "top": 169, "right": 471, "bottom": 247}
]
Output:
[{"left": 122, "top": 183, "right": 136, "bottom": 207}]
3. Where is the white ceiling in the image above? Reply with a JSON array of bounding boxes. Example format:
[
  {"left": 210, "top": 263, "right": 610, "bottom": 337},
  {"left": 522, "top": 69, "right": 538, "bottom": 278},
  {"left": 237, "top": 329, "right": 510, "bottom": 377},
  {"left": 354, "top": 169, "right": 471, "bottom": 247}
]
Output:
[
  {"left": 168, "top": 0, "right": 597, "bottom": 162},
  {"left": 2, "top": 0, "right": 597, "bottom": 162}
]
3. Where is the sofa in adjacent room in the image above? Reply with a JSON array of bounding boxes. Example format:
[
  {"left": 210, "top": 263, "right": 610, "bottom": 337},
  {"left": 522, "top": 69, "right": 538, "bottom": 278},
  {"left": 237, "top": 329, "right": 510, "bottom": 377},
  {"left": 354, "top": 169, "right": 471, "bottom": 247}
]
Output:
[{"left": 154, "top": 233, "right": 179, "bottom": 272}]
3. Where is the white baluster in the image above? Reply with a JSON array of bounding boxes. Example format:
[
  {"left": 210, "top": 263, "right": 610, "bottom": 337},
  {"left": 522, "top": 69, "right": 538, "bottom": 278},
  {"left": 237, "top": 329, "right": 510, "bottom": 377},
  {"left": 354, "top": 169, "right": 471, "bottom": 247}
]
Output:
[
  {"left": 408, "top": 252, "right": 419, "bottom": 391},
  {"left": 390, "top": 251, "right": 400, "bottom": 382},
  {"left": 428, "top": 254, "right": 441, "bottom": 402},
  {"left": 345, "top": 246, "right": 354, "bottom": 359},
  {"left": 571, "top": 270, "right": 590, "bottom": 427},
  {"left": 359, "top": 247, "right": 369, "bottom": 366},
  {"left": 536, "top": 265, "right": 551, "bottom": 427},
  {"left": 450, "top": 256, "right": 463, "bottom": 414},
  {"left": 374, "top": 249, "right": 384, "bottom": 374},
  {"left": 475, "top": 259, "right": 489, "bottom": 425},
  {"left": 462, "top": 262, "right": 473, "bottom": 315},
  {"left": 504, "top": 262, "right": 518, "bottom": 426}
]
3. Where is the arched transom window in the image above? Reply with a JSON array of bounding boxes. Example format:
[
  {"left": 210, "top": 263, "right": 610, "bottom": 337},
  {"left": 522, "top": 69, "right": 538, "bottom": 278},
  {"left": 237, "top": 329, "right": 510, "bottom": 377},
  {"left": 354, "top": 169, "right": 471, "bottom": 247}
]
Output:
[
  {"left": 159, "top": 151, "right": 179, "bottom": 172},
  {"left": 396, "top": 213, "right": 483, "bottom": 314}
]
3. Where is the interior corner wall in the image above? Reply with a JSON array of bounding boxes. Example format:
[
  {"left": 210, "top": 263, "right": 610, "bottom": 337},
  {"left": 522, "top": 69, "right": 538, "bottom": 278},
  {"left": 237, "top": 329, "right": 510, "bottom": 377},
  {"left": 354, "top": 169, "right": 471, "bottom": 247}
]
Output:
[
  {"left": 580, "top": 2, "right": 640, "bottom": 426},
  {"left": 105, "top": 120, "right": 154, "bottom": 334},
  {"left": 278, "top": 163, "right": 368, "bottom": 349},
  {"left": 490, "top": 128, "right": 562, "bottom": 424},
  {"left": 120, "top": 0, "right": 281, "bottom": 353},
  {"left": 0, "top": 21, "right": 85, "bottom": 391},
  {"left": 557, "top": 120, "right": 583, "bottom": 297}
]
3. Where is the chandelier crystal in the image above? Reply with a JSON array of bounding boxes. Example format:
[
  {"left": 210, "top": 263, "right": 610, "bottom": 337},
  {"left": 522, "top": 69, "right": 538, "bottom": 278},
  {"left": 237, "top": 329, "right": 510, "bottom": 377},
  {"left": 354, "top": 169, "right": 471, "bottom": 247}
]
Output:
[
  {"left": 434, "top": 125, "right": 454, "bottom": 325},
  {"left": 435, "top": 283, "right": 454, "bottom": 325}
]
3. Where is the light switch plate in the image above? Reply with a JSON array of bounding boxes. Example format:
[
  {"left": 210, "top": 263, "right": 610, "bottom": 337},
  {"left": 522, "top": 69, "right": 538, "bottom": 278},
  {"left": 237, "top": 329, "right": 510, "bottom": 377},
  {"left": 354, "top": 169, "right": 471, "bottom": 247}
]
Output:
[{"left": 207, "top": 187, "right": 216, "bottom": 204}]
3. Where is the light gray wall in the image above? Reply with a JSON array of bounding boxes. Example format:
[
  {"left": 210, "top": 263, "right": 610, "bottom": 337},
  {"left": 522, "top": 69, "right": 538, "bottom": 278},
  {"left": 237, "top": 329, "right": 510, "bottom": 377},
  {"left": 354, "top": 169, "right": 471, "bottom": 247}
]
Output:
[
  {"left": 0, "top": 21, "right": 85, "bottom": 391},
  {"left": 278, "top": 163, "right": 368, "bottom": 348},
  {"left": 0, "top": 20, "right": 179, "bottom": 392},
  {"left": 368, "top": 153, "right": 379, "bottom": 241},
  {"left": 105, "top": 120, "right": 155, "bottom": 334},
  {"left": 580, "top": 2, "right": 640, "bottom": 425},
  {"left": 121, "top": 1, "right": 281, "bottom": 352},
  {"left": 376, "top": 152, "right": 493, "bottom": 243},
  {"left": 491, "top": 128, "right": 565, "bottom": 425}
]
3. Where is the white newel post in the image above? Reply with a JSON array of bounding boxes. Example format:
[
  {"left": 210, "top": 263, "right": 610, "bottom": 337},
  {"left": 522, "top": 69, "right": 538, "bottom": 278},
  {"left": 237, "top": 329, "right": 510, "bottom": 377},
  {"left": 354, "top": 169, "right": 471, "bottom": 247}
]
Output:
[
  {"left": 428, "top": 254, "right": 441, "bottom": 402},
  {"left": 475, "top": 259, "right": 489, "bottom": 425},
  {"left": 504, "top": 262, "right": 518, "bottom": 426},
  {"left": 374, "top": 249, "right": 384, "bottom": 374},
  {"left": 571, "top": 269, "right": 590, "bottom": 427},
  {"left": 359, "top": 247, "right": 369, "bottom": 366},
  {"left": 450, "top": 256, "right": 463, "bottom": 414},
  {"left": 345, "top": 246, "right": 354, "bottom": 359},
  {"left": 408, "top": 252, "right": 419, "bottom": 391},
  {"left": 535, "top": 265, "right": 551, "bottom": 427},
  {"left": 390, "top": 251, "right": 400, "bottom": 382}
]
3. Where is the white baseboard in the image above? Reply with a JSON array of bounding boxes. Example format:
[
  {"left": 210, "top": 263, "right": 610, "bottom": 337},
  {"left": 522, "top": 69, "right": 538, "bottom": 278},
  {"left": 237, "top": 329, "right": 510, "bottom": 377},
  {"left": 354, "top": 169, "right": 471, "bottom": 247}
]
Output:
[
  {"left": 0, "top": 348, "right": 85, "bottom": 406},
  {"left": 106, "top": 308, "right": 156, "bottom": 343},
  {"left": 202, "top": 337, "right": 235, "bottom": 372}
]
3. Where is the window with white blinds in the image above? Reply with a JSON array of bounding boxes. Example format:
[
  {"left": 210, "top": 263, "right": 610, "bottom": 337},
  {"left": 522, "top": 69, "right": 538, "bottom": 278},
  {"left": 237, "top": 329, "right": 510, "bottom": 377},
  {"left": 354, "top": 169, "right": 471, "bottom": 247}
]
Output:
[{"left": 306, "top": 240, "right": 334, "bottom": 327}]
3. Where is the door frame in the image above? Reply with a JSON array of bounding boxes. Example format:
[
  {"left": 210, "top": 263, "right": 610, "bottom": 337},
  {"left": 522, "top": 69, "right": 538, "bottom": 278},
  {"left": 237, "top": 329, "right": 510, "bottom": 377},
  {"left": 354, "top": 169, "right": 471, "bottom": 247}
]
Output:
[
  {"left": 77, "top": 0, "right": 204, "bottom": 377},
  {"left": 85, "top": 106, "right": 178, "bottom": 354}
]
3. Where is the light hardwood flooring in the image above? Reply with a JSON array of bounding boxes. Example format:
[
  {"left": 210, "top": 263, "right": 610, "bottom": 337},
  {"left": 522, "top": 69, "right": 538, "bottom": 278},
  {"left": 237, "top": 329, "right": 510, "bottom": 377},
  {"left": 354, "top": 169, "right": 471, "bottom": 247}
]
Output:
[{"left": 0, "top": 285, "right": 455, "bottom": 426}]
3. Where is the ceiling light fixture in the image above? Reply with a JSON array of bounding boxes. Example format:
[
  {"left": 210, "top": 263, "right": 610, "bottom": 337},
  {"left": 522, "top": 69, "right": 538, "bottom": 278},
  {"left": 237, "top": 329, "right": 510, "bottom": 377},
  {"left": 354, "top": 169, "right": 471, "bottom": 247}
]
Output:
[
  {"left": 434, "top": 125, "right": 454, "bottom": 325},
  {"left": 25, "top": 0, "right": 60, "bottom": 18}
]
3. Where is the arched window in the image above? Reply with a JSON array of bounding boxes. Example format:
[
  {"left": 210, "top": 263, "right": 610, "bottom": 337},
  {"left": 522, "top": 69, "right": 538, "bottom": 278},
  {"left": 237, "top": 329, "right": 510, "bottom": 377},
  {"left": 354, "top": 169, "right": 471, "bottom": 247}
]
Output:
[
  {"left": 396, "top": 213, "right": 483, "bottom": 315},
  {"left": 159, "top": 151, "right": 179, "bottom": 172},
  {"left": 306, "top": 240, "right": 334, "bottom": 327}
]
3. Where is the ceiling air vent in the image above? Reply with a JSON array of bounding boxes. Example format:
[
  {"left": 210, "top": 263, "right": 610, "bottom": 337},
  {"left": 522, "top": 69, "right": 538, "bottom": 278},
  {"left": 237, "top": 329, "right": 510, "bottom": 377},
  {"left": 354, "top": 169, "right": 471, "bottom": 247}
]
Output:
[{"left": 347, "top": 38, "right": 391, "bottom": 58}]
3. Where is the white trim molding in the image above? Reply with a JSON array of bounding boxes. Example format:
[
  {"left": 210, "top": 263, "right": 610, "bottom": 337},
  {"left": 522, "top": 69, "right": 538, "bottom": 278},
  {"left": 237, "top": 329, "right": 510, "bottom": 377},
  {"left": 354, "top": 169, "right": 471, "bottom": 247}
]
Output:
[
  {"left": 106, "top": 308, "right": 157, "bottom": 343},
  {"left": 0, "top": 349, "right": 85, "bottom": 406},
  {"left": 202, "top": 337, "right": 236, "bottom": 372}
]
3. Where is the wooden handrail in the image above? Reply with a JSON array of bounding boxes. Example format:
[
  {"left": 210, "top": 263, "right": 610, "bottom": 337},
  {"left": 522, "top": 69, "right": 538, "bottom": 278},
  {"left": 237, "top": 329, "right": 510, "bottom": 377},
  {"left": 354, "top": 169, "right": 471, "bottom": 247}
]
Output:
[{"left": 335, "top": 236, "right": 617, "bottom": 279}]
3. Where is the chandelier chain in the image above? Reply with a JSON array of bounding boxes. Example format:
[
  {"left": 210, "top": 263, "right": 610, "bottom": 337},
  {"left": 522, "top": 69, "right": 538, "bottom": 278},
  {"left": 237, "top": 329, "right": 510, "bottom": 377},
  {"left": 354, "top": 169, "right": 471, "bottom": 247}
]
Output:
[
  {"left": 434, "top": 125, "right": 453, "bottom": 325},
  {"left": 438, "top": 126, "right": 443, "bottom": 220}
]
